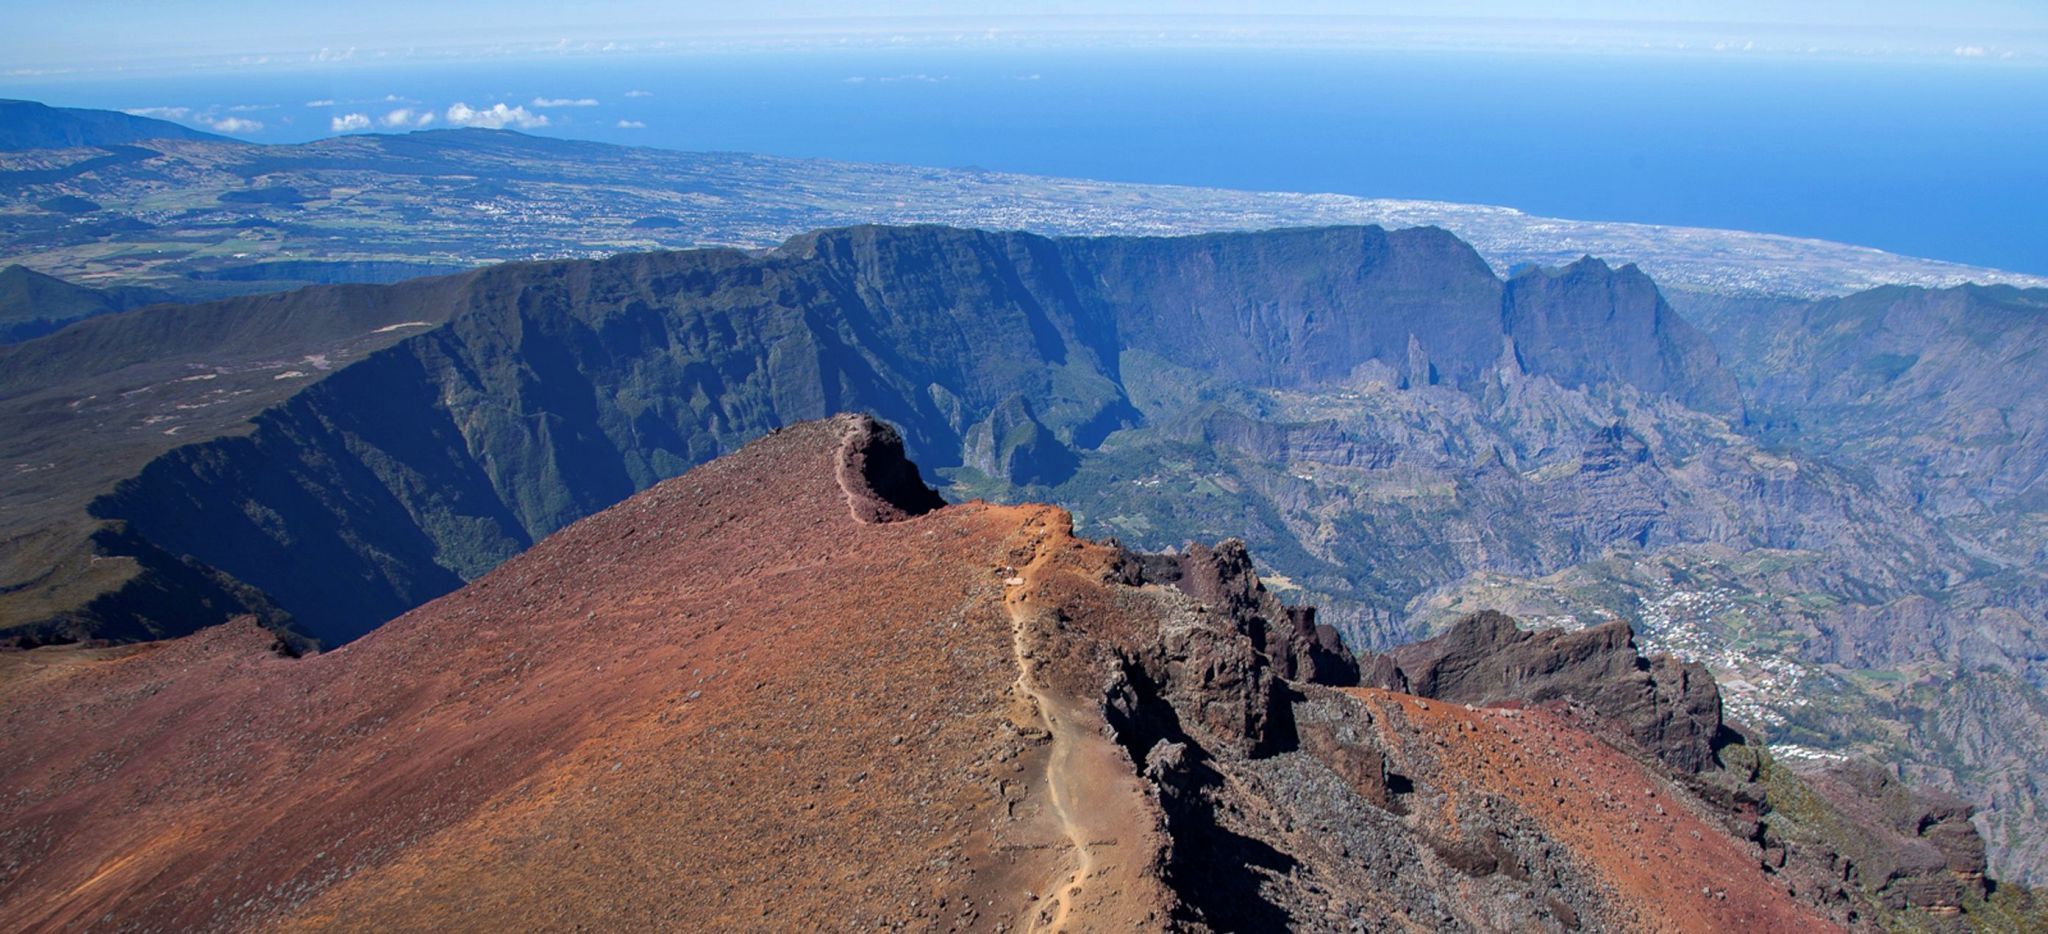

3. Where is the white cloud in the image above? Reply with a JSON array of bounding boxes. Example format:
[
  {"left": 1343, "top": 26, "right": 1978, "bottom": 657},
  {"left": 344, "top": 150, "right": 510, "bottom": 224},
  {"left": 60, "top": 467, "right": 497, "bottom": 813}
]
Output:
[
  {"left": 205, "top": 116, "right": 264, "bottom": 134},
  {"left": 226, "top": 103, "right": 273, "bottom": 113},
  {"left": 1014, "top": 73, "right": 1042, "bottom": 81},
  {"left": 380, "top": 108, "right": 435, "bottom": 128},
  {"left": 616, "top": 119, "right": 646, "bottom": 129},
  {"left": 623, "top": 89, "right": 652, "bottom": 98},
  {"left": 311, "top": 47, "right": 356, "bottom": 63},
  {"left": 331, "top": 113, "right": 372, "bottom": 132},
  {"left": 444, "top": 102, "right": 548, "bottom": 129},
  {"left": 125, "top": 106, "right": 190, "bottom": 119},
  {"left": 1955, "top": 45, "right": 1988, "bottom": 57},
  {"left": 531, "top": 96, "right": 599, "bottom": 108},
  {"left": 305, "top": 99, "right": 335, "bottom": 108}
]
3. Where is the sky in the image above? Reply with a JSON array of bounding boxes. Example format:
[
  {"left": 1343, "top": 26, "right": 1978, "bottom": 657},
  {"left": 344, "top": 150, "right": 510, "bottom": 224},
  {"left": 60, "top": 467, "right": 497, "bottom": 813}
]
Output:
[{"left": 6, "top": 1, "right": 2047, "bottom": 75}]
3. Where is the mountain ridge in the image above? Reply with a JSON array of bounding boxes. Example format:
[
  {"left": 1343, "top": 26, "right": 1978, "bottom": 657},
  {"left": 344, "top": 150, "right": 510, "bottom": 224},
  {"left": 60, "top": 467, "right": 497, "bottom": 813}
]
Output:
[
  {"left": 0, "top": 224, "right": 1730, "bottom": 645},
  {"left": 6, "top": 415, "right": 2025, "bottom": 929},
  {"left": 0, "top": 264, "right": 174, "bottom": 343},
  {"left": 0, "top": 99, "right": 229, "bottom": 150}
]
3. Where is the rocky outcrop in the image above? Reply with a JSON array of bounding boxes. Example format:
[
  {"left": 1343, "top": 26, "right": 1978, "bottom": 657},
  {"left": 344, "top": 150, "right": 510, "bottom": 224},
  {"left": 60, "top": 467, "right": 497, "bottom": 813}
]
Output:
[
  {"left": 1127, "top": 539, "right": 1360, "bottom": 689},
  {"left": 1799, "top": 762, "right": 1990, "bottom": 913},
  {"left": 833, "top": 415, "right": 946, "bottom": 523},
  {"left": 1363, "top": 611, "right": 1728, "bottom": 774},
  {"left": 960, "top": 394, "right": 1080, "bottom": 486}
]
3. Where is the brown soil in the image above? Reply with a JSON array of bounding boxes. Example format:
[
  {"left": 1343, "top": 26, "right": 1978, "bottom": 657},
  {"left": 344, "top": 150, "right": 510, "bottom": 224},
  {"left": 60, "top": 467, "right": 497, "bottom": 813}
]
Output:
[
  {"left": 1001, "top": 511, "right": 1173, "bottom": 932},
  {"left": 0, "top": 416, "right": 1146, "bottom": 930},
  {"left": 1341, "top": 688, "right": 1831, "bottom": 933}
]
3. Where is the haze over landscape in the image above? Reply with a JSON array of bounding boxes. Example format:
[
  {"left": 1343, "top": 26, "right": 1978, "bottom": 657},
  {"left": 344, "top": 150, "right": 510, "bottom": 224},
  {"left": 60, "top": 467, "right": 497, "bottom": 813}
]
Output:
[{"left": 2, "top": 3, "right": 2047, "bottom": 931}]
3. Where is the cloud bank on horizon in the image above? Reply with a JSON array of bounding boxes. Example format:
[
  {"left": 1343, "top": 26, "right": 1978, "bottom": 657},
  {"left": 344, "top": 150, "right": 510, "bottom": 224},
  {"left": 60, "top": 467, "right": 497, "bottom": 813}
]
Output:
[
  {"left": 124, "top": 105, "right": 267, "bottom": 136},
  {"left": 8, "top": 1, "right": 2047, "bottom": 75},
  {"left": 326, "top": 101, "right": 549, "bottom": 133}
]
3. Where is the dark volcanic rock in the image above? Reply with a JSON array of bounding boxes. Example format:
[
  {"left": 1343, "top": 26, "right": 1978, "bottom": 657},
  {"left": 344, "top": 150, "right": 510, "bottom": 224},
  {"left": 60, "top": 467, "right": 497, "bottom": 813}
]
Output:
[
  {"left": 833, "top": 415, "right": 946, "bottom": 523},
  {"left": 1800, "top": 761, "right": 1990, "bottom": 912},
  {"left": 1364, "top": 610, "right": 1727, "bottom": 773},
  {"left": 1135, "top": 539, "right": 1359, "bottom": 689}
]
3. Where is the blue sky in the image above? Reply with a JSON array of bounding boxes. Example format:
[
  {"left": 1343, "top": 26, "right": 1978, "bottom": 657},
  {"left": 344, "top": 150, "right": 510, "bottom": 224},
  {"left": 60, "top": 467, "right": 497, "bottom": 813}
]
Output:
[{"left": 8, "top": 1, "right": 2047, "bottom": 75}]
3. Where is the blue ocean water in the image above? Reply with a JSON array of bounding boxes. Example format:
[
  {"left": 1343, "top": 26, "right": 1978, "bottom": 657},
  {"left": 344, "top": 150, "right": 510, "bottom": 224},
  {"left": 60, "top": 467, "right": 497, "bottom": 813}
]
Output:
[{"left": 5, "top": 48, "right": 2045, "bottom": 274}]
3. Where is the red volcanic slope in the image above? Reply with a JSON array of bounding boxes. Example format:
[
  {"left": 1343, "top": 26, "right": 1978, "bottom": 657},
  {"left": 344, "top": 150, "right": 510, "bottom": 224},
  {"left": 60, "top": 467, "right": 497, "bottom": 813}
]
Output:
[
  {"left": 0, "top": 415, "right": 1830, "bottom": 931},
  {"left": 1, "top": 415, "right": 1130, "bottom": 930}
]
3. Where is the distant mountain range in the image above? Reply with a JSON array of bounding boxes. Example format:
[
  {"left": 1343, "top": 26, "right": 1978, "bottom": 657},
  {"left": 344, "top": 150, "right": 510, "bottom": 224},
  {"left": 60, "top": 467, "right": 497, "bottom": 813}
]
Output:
[
  {"left": 0, "top": 225, "right": 1743, "bottom": 647},
  {"left": 0, "top": 99, "right": 2043, "bottom": 325}
]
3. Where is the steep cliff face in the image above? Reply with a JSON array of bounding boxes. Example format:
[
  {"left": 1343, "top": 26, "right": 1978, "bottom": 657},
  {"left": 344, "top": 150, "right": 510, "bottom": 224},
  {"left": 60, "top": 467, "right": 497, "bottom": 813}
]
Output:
[
  {"left": 44, "top": 224, "right": 1735, "bottom": 646},
  {"left": 1503, "top": 257, "right": 1743, "bottom": 416},
  {"left": 82, "top": 234, "right": 1140, "bottom": 643},
  {"left": 1067, "top": 226, "right": 1509, "bottom": 391}
]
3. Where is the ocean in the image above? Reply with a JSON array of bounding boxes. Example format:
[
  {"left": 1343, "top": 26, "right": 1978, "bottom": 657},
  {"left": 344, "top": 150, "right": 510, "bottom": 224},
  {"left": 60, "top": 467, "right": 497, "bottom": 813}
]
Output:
[{"left": 5, "top": 47, "right": 2045, "bottom": 274}]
